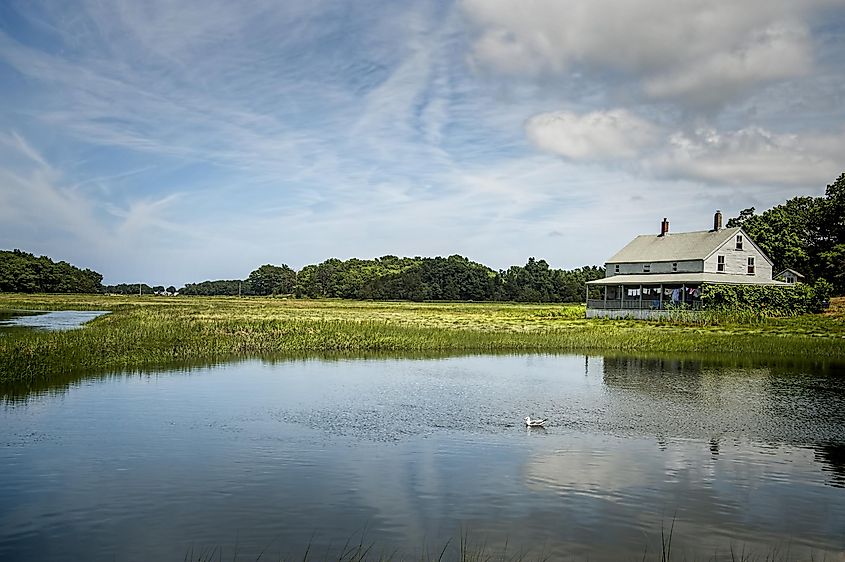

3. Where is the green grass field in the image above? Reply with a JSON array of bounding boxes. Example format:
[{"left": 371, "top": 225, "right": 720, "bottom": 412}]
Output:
[{"left": 1, "top": 294, "right": 844, "bottom": 385}]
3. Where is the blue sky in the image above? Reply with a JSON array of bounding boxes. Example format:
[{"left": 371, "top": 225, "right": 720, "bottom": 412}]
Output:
[{"left": 1, "top": 0, "right": 844, "bottom": 285}]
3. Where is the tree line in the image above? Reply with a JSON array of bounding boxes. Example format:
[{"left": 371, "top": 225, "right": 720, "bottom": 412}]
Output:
[
  {"left": 727, "top": 172, "right": 845, "bottom": 294},
  {"left": 0, "top": 248, "right": 604, "bottom": 303},
  {"left": 182, "top": 256, "right": 605, "bottom": 303},
  {"left": 0, "top": 250, "right": 103, "bottom": 293}
]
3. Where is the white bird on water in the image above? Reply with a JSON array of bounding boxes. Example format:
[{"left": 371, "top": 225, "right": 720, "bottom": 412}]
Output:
[{"left": 524, "top": 416, "right": 547, "bottom": 427}]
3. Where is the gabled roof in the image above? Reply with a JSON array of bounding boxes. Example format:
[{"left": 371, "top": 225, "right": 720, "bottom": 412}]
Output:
[
  {"left": 606, "top": 227, "right": 741, "bottom": 263},
  {"left": 775, "top": 268, "right": 805, "bottom": 279}
]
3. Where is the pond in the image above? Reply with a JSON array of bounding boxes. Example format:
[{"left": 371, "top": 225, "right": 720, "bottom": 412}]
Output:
[{"left": 1, "top": 353, "right": 844, "bottom": 561}]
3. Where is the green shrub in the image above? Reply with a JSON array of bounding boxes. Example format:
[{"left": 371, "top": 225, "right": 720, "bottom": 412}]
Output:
[{"left": 700, "top": 281, "right": 829, "bottom": 316}]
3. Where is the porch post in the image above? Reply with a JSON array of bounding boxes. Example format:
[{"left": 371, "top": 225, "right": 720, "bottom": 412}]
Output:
[
  {"left": 603, "top": 285, "right": 607, "bottom": 308},
  {"left": 639, "top": 284, "right": 643, "bottom": 309},
  {"left": 659, "top": 284, "right": 663, "bottom": 310}
]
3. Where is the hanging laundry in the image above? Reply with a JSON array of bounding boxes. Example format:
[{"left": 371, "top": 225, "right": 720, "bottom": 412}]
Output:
[{"left": 672, "top": 288, "right": 680, "bottom": 302}]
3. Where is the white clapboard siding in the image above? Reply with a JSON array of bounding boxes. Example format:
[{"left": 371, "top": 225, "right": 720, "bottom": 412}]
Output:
[{"left": 703, "top": 233, "right": 773, "bottom": 280}]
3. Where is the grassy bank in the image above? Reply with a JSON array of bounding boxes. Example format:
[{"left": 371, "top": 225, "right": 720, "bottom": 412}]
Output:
[{"left": 1, "top": 294, "right": 844, "bottom": 385}]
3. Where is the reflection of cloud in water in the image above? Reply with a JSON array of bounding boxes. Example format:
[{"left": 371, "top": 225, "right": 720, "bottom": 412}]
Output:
[
  {"left": 526, "top": 445, "right": 649, "bottom": 496},
  {"left": 522, "top": 434, "right": 845, "bottom": 556}
]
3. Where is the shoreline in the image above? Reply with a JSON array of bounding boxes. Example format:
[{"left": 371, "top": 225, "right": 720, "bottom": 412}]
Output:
[{"left": 1, "top": 294, "right": 843, "bottom": 386}]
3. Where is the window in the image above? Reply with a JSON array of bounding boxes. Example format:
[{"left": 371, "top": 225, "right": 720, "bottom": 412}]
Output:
[
  {"left": 643, "top": 264, "right": 650, "bottom": 272},
  {"left": 747, "top": 256, "right": 755, "bottom": 274},
  {"left": 615, "top": 264, "right": 620, "bottom": 273},
  {"left": 672, "top": 262, "right": 678, "bottom": 272},
  {"left": 717, "top": 255, "right": 725, "bottom": 272},
  {"left": 736, "top": 235, "right": 743, "bottom": 250}
]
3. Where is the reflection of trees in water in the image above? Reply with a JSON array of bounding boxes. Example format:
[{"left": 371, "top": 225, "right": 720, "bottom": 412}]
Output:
[
  {"left": 1, "top": 350, "right": 485, "bottom": 403},
  {"left": 814, "top": 442, "right": 845, "bottom": 488},
  {"left": 0, "top": 358, "right": 227, "bottom": 403}
]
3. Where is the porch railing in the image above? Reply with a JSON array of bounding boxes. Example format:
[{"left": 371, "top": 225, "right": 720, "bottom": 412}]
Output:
[{"left": 587, "top": 299, "right": 702, "bottom": 310}]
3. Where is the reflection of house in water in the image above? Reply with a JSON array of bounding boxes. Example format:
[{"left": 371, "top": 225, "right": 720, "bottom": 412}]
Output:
[
  {"left": 601, "top": 356, "right": 707, "bottom": 398},
  {"left": 599, "top": 356, "right": 773, "bottom": 456},
  {"left": 602, "top": 357, "right": 845, "bottom": 488}
]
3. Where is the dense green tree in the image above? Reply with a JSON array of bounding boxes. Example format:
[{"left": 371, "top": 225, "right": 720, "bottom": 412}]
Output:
[
  {"left": 726, "top": 197, "right": 820, "bottom": 280},
  {"left": 179, "top": 280, "right": 246, "bottom": 296},
  {"left": 248, "top": 264, "right": 296, "bottom": 296},
  {"left": 0, "top": 250, "right": 103, "bottom": 293},
  {"left": 727, "top": 171, "right": 845, "bottom": 293}
]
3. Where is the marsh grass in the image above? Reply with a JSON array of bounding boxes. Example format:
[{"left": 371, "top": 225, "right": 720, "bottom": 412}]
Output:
[
  {"left": 179, "top": 528, "right": 834, "bottom": 562},
  {"left": 1, "top": 294, "right": 844, "bottom": 386}
]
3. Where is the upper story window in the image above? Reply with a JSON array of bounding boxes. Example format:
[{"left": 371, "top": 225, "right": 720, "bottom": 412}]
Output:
[
  {"left": 615, "top": 264, "right": 620, "bottom": 273},
  {"left": 643, "top": 264, "right": 650, "bottom": 272},
  {"left": 747, "top": 256, "right": 755, "bottom": 274},
  {"left": 672, "top": 262, "right": 678, "bottom": 272},
  {"left": 736, "top": 235, "right": 743, "bottom": 250},
  {"left": 717, "top": 255, "right": 725, "bottom": 272}
]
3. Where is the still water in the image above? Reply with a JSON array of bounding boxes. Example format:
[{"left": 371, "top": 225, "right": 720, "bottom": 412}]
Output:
[
  {"left": 1, "top": 354, "right": 844, "bottom": 561},
  {"left": 0, "top": 309, "right": 108, "bottom": 331}
]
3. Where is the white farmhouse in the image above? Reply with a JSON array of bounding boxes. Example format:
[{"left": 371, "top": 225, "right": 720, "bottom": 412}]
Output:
[{"left": 586, "top": 211, "right": 786, "bottom": 319}]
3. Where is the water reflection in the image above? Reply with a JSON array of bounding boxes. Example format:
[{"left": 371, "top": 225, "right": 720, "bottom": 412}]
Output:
[
  {"left": 1, "top": 354, "right": 844, "bottom": 561},
  {"left": 601, "top": 355, "right": 845, "bottom": 489},
  {"left": 815, "top": 442, "right": 845, "bottom": 488}
]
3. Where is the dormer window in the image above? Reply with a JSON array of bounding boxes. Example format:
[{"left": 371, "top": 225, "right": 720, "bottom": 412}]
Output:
[
  {"left": 643, "top": 264, "right": 650, "bottom": 272},
  {"left": 615, "top": 264, "right": 620, "bottom": 273},
  {"left": 747, "top": 256, "right": 755, "bottom": 274},
  {"left": 717, "top": 255, "right": 725, "bottom": 272},
  {"left": 736, "top": 235, "right": 743, "bottom": 250}
]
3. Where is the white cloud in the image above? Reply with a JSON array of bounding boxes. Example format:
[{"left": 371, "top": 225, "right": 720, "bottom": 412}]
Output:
[
  {"left": 462, "top": 0, "right": 832, "bottom": 108},
  {"left": 524, "top": 108, "right": 845, "bottom": 187},
  {"left": 642, "top": 23, "right": 812, "bottom": 106},
  {"left": 525, "top": 109, "right": 660, "bottom": 160},
  {"left": 651, "top": 126, "right": 845, "bottom": 187}
]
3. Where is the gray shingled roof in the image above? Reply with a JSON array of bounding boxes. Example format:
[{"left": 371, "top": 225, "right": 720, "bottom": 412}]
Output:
[{"left": 606, "top": 227, "right": 741, "bottom": 263}]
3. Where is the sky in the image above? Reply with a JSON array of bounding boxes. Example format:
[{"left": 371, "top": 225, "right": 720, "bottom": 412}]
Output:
[{"left": 1, "top": 0, "right": 844, "bottom": 286}]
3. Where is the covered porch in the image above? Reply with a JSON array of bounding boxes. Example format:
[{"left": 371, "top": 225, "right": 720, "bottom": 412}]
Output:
[{"left": 586, "top": 274, "right": 704, "bottom": 319}]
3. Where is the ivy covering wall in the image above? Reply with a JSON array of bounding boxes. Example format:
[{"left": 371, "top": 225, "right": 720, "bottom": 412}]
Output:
[{"left": 700, "top": 280, "right": 832, "bottom": 316}]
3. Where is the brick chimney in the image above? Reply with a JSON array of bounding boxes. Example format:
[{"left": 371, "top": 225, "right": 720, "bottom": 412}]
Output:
[
  {"left": 713, "top": 210, "right": 722, "bottom": 231},
  {"left": 659, "top": 217, "right": 669, "bottom": 236}
]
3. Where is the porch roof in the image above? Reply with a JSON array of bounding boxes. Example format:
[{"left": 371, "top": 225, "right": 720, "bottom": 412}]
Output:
[{"left": 586, "top": 273, "right": 789, "bottom": 286}]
